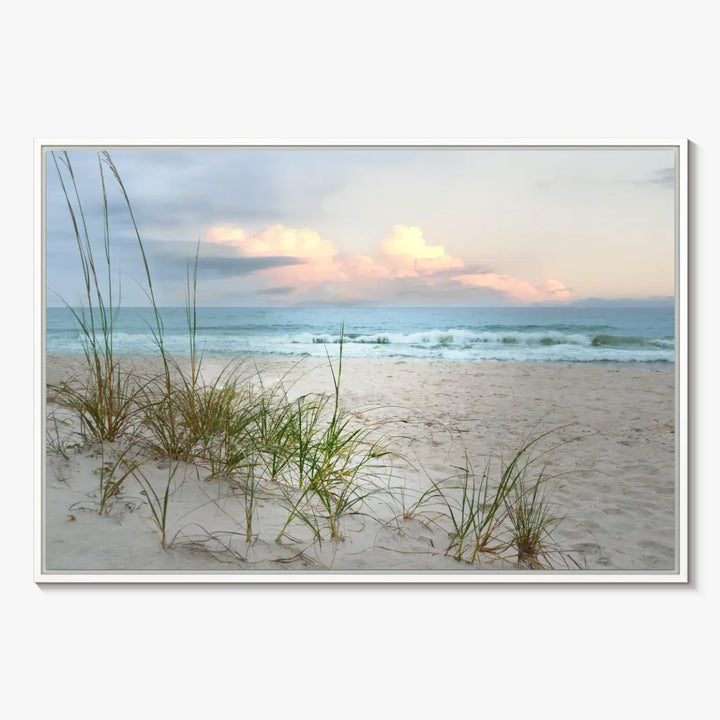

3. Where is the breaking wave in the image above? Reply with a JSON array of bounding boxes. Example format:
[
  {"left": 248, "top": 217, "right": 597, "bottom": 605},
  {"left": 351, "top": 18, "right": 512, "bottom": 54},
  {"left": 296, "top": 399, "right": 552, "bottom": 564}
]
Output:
[{"left": 46, "top": 308, "right": 675, "bottom": 365}]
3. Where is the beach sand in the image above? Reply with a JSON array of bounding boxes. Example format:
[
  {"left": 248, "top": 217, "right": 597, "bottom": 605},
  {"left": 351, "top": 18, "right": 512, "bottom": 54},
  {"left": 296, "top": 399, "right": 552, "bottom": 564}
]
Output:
[{"left": 43, "top": 355, "right": 676, "bottom": 575}]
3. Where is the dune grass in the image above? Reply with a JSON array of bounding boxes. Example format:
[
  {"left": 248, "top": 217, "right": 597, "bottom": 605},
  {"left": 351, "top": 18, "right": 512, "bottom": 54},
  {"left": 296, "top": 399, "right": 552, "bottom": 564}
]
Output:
[
  {"left": 139, "top": 365, "right": 243, "bottom": 463},
  {"left": 132, "top": 461, "right": 178, "bottom": 548},
  {"left": 96, "top": 447, "right": 139, "bottom": 516},
  {"left": 253, "top": 387, "right": 298, "bottom": 481},
  {"left": 46, "top": 414, "right": 71, "bottom": 461},
  {"left": 504, "top": 461, "right": 560, "bottom": 568},
  {"left": 274, "top": 330, "right": 393, "bottom": 543},
  {"left": 48, "top": 151, "right": 144, "bottom": 442},
  {"left": 49, "top": 368, "right": 144, "bottom": 444},
  {"left": 430, "top": 430, "right": 564, "bottom": 566}
]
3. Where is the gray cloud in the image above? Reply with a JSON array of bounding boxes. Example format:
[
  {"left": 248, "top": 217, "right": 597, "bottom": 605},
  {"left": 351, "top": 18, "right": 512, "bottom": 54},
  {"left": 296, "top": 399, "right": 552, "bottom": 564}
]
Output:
[
  {"left": 45, "top": 147, "right": 409, "bottom": 245},
  {"left": 258, "top": 286, "right": 295, "bottom": 296},
  {"left": 153, "top": 253, "right": 303, "bottom": 280},
  {"left": 643, "top": 167, "right": 675, "bottom": 189},
  {"left": 429, "top": 262, "right": 492, "bottom": 279},
  {"left": 142, "top": 239, "right": 304, "bottom": 280}
]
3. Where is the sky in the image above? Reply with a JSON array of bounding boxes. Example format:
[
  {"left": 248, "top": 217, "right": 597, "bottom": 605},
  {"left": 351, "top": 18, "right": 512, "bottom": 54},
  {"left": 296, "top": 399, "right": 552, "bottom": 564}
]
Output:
[{"left": 45, "top": 145, "right": 677, "bottom": 307}]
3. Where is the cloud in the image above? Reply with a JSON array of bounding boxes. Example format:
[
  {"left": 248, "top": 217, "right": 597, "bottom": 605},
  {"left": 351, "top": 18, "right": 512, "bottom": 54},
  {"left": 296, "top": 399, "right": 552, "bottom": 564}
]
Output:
[
  {"left": 200, "top": 224, "right": 448, "bottom": 288},
  {"left": 203, "top": 223, "right": 463, "bottom": 283},
  {"left": 202, "top": 224, "right": 343, "bottom": 286},
  {"left": 204, "top": 224, "right": 335, "bottom": 260},
  {"left": 380, "top": 225, "right": 464, "bottom": 277},
  {"left": 169, "top": 255, "right": 303, "bottom": 279},
  {"left": 542, "top": 277, "right": 573, "bottom": 298},
  {"left": 643, "top": 167, "right": 675, "bottom": 189},
  {"left": 143, "top": 239, "right": 304, "bottom": 280},
  {"left": 455, "top": 272, "right": 572, "bottom": 303},
  {"left": 201, "top": 222, "right": 571, "bottom": 305},
  {"left": 258, "top": 286, "right": 295, "bottom": 296}
]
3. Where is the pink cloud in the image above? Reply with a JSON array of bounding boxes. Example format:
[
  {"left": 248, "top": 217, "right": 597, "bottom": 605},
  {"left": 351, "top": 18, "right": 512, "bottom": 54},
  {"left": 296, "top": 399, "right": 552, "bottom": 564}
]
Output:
[
  {"left": 202, "top": 223, "right": 462, "bottom": 286},
  {"left": 541, "top": 277, "right": 573, "bottom": 300},
  {"left": 204, "top": 224, "right": 334, "bottom": 260},
  {"left": 202, "top": 223, "right": 571, "bottom": 304},
  {"left": 203, "top": 226, "right": 247, "bottom": 247},
  {"left": 456, "top": 273, "right": 572, "bottom": 303},
  {"left": 380, "top": 225, "right": 464, "bottom": 278}
]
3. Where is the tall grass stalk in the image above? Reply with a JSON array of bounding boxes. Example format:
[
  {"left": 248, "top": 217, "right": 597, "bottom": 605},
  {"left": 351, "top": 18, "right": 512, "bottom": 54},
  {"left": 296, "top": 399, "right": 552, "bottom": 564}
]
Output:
[
  {"left": 275, "top": 481, "right": 324, "bottom": 544},
  {"left": 288, "top": 394, "right": 328, "bottom": 488},
  {"left": 99, "top": 151, "right": 181, "bottom": 449},
  {"left": 254, "top": 388, "right": 297, "bottom": 481},
  {"left": 49, "top": 151, "right": 141, "bottom": 441},
  {"left": 133, "top": 462, "right": 178, "bottom": 548},
  {"left": 198, "top": 379, "right": 257, "bottom": 477},
  {"left": 433, "top": 454, "right": 497, "bottom": 562},
  {"left": 504, "top": 463, "right": 558, "bottom": 568},
  {"left": 185, "top": 240, "right": 202, "bottom": 390},
  {"left": 46, "top": 415, "right": 71, "bottom": 461},
  {"left": 241, "top": 459, "right": 259, "bottom": 544},
  {"left": 97, "top": 449, "right": 139, "bottom": 516}
]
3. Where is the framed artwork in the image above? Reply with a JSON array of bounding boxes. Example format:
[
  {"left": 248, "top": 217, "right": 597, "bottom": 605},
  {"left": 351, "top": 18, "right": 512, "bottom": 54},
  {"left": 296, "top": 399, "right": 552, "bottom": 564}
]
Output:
[{"left": 34, "top": 139, "right": 688, "bottom": 582}]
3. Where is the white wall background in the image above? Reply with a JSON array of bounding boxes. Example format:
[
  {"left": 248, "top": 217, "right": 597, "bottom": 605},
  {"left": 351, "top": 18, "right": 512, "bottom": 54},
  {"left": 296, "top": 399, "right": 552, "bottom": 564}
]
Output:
[{"left": 3, "top": 2, "right": 715, "bottom": 718}]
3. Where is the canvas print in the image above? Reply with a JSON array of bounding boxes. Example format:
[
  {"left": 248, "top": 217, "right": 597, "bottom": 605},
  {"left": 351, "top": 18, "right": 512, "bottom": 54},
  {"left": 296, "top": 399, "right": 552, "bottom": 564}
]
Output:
[{"left": 39, "top": 143, "right": 685, "bottom": 580}]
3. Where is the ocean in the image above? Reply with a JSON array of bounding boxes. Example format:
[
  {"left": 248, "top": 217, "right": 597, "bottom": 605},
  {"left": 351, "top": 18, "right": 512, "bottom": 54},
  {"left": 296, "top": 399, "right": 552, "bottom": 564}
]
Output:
[{"left": 45, "top": 305, "right": 675, "bottom": 366}]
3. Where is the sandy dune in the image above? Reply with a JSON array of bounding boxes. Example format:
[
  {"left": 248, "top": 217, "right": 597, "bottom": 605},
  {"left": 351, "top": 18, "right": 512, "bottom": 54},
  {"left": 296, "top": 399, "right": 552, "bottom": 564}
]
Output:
[{"left": 43, "top": 355, "right": 676, "bottom": 576}]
